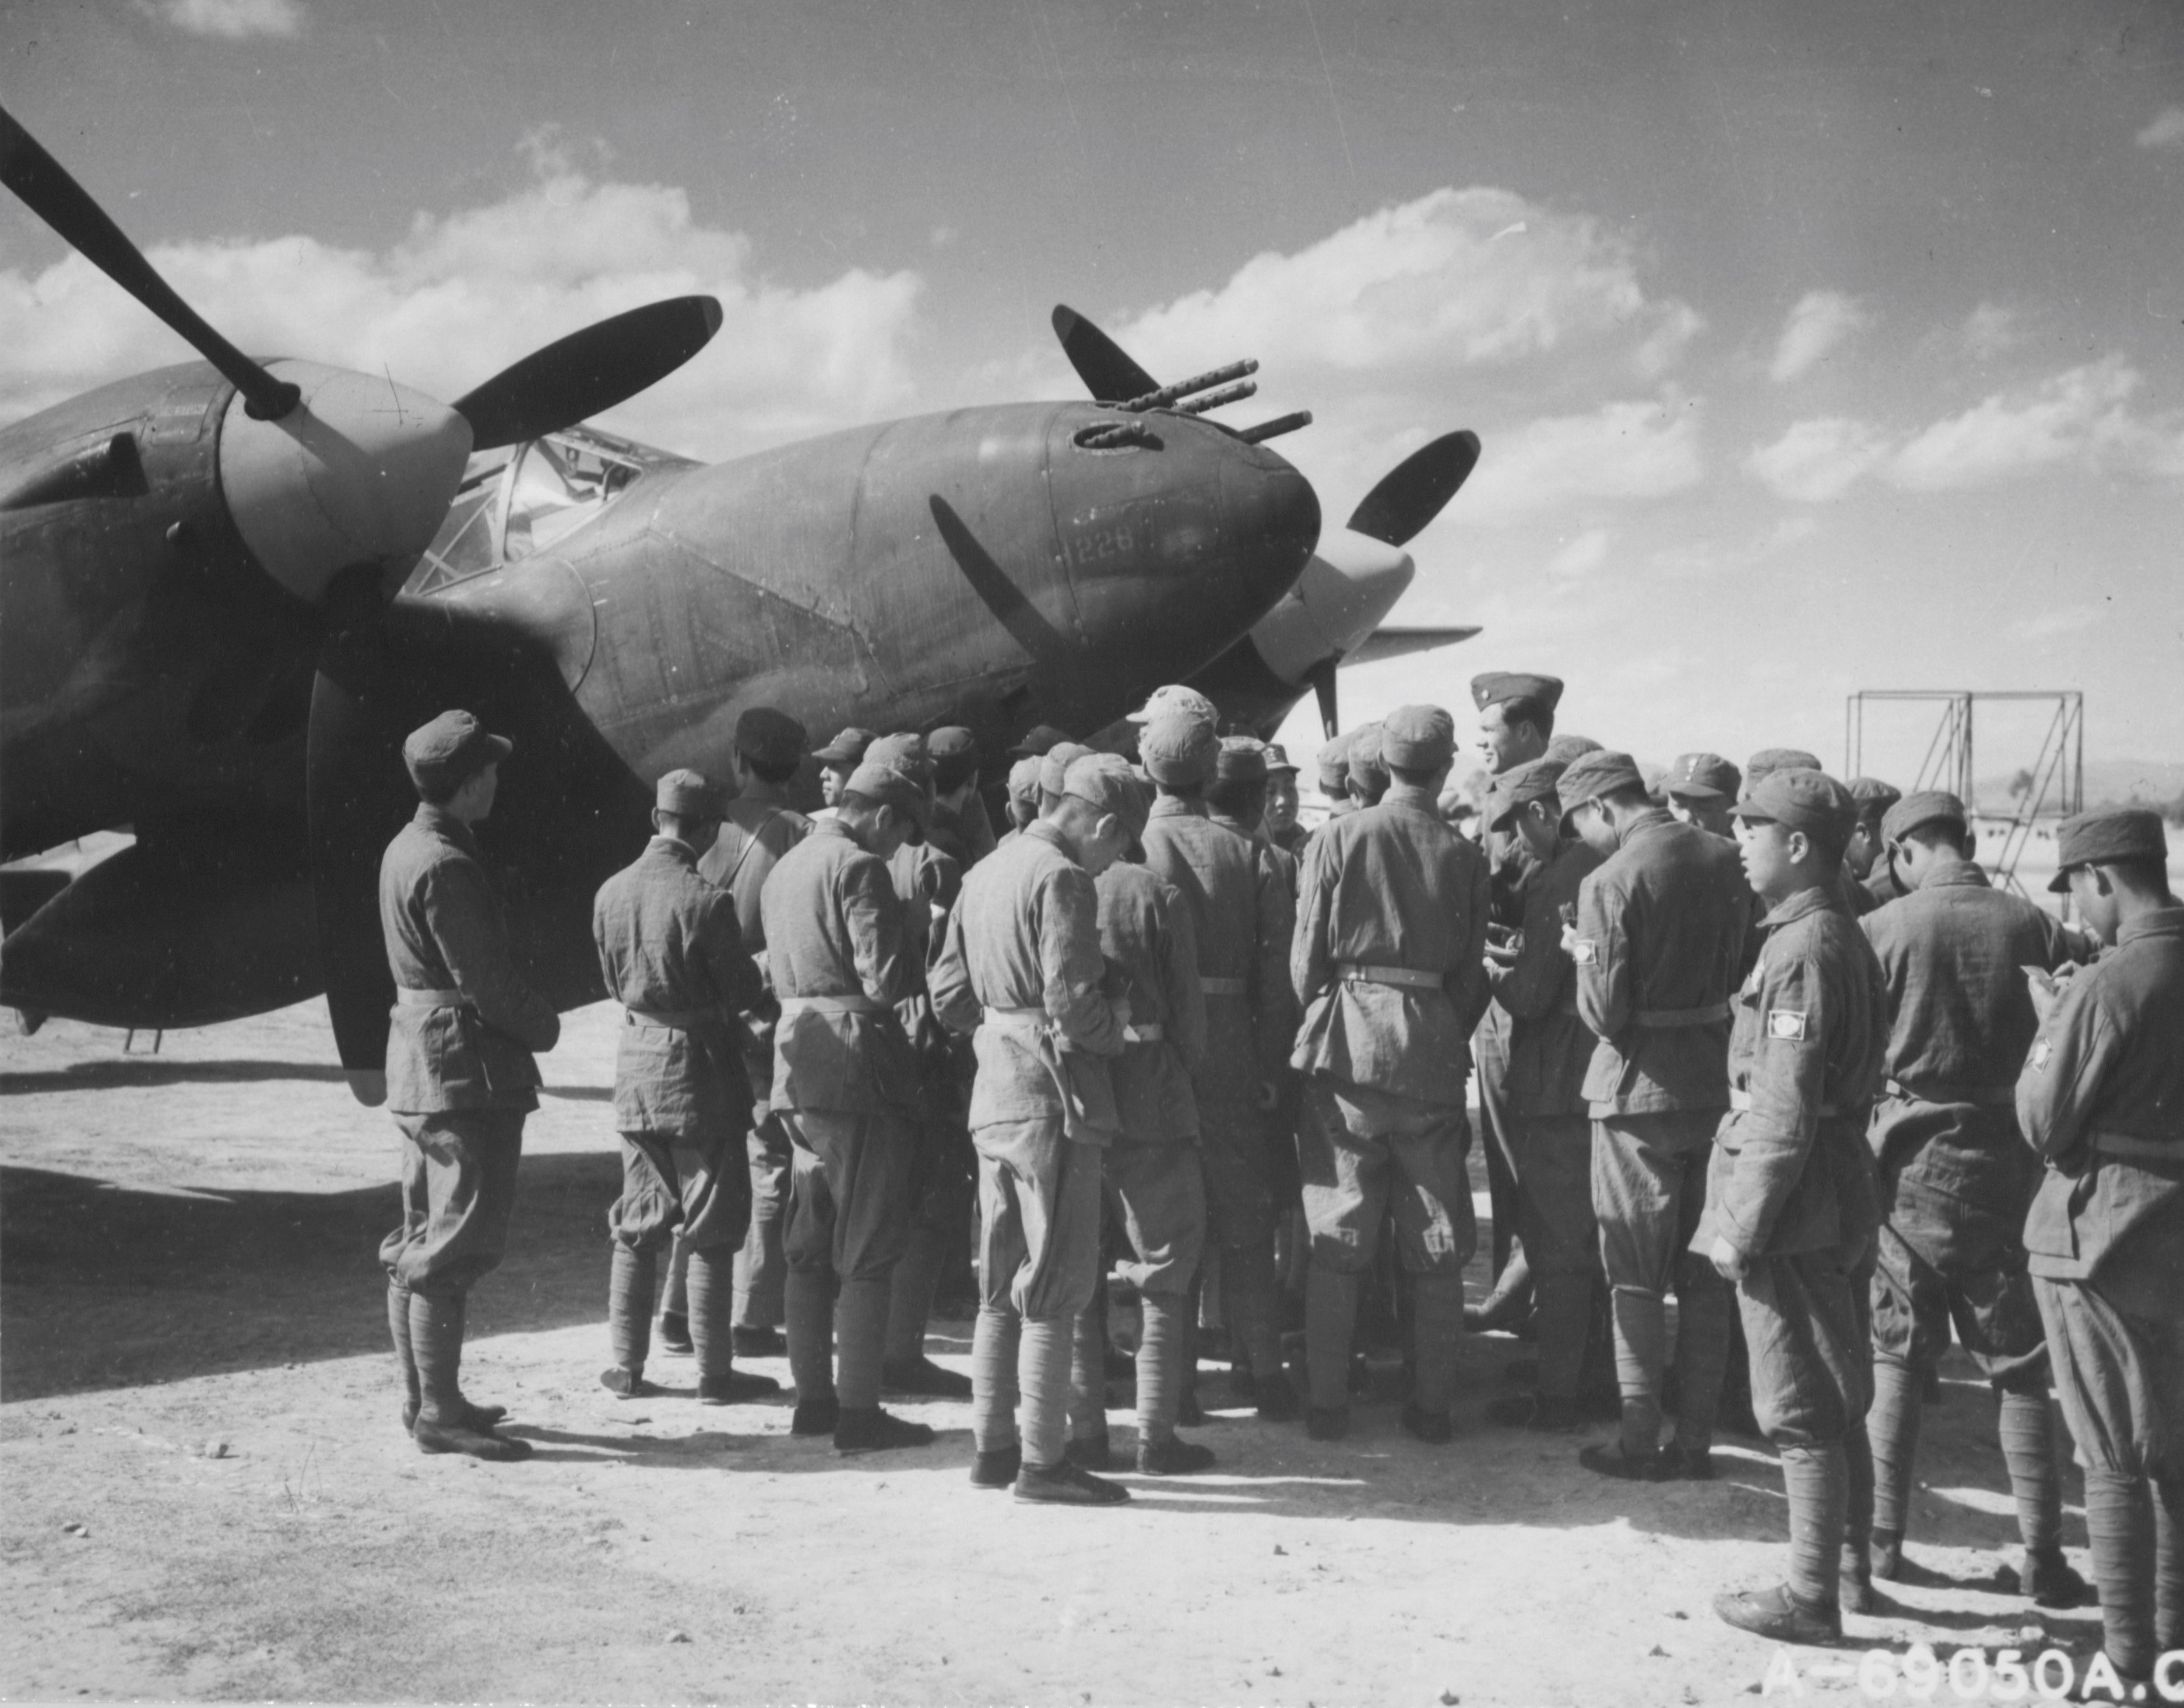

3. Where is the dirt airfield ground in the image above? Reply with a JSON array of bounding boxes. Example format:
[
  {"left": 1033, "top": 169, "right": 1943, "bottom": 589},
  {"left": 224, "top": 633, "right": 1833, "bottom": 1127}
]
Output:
[{"left": 1, "top": 999, "right": 2108, "bottom": 1706}]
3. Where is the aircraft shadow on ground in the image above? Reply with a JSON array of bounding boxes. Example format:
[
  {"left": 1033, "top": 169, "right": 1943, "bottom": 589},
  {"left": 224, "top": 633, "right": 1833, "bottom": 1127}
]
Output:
[{"left": 0, "top": 1059, "right": 357, "bottom": 1093}]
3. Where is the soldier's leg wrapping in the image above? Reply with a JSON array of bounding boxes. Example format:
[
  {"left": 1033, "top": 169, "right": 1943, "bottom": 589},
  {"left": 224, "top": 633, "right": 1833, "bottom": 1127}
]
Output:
[
  {"left": 1740, "top": 1248, "right": 1873, "bottom": 1611},
  {"left": 733, "top": 1099, "right": 792, "bottom": 1333},
  {"left": 1869, "top": 1360, "right": 1921, "bottom": 1540},
  {"left": 607, "top": 1132, "right": 683, "bottom": 1378},
  {"left": 1518, "top": 1113, "right": 1598, "bottom": 1401},
  {"left": 1867, "top": 1218, "right": 1946, "bottom": 1542},
  {"left": 1472, "top": 1001, "right": 1523, "bottom": 1285},
  {"left": 971, "top": 1143, "right": 1026, "bottom": 1455},
  {"left": 2157, "top": 1477, "right": 2184, "bottom": 1654},
  {"left": 802, "top": 1110, "right": 912, "bottom": 1412},
  {"left": 1068, "top": 1293, "right": 1107, "bottom": 1445},
  {"left": 659, "top": 1234, "right": 691, "bottom": 1325},
  {"left": 1107, "top": 1142, "right": 1206, "bottom": 1443},
  {"left": 609, "top": 1246, "right": 657, "bottom": 1374},
  {"left": 2032, "top": 1271, "right": 2184, "bottom": 1678},
  {"left": 1009, "top": 1129, "right": 1103, "bottom": 1471},
  {"left": 670, "top": 1126, "right": 750, "bottom": 1382},
  {"left": 1590, "top": 1115, "right": 1682, "bottom": 1456},
  {"left": 409, "top": 1288, "right": 467, "bottom": 1428},
  {"left": 1943, "top": 1226, "right": 2065, "bottom": 1559},
  {"left": 1199, "top": 1105, "right": 1282, "bottom": 1394},
  {"left": 1669, "top": 1143, "right": 1733, "bottom": 1458},
  {"left": 1297, "top": 1080, "right": 1394, "bottom": 1413},
  {"left": 386, "top": 1281, "right": 419, "bottom": 1422},
  {"left": 1387, "top": 1108, "right": 1478, "bottom": 1417},
  {"left": 782, "top": 1120, "right": 839, "bottom": 1404},
  {"left": 886, "top": 1102, "right": 970, "bottom": 1365}
]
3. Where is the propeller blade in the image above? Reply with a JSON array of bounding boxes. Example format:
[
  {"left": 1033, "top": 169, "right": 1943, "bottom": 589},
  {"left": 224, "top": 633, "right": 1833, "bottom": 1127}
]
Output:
[
  {"left": 1346, "top": 429, "right": 1481, "bottom": 547},
  {"left": 0, "top": 104, "right": 300, "bottom": 421},
  {"left": 1306, "top": 657, "right": 1339, "bottom": 740},
  {"left": 1341, "top": 625, "right": 1483, "bottom": 668},
  {"left": 453, "top": 295, "right": 724, "bottom": 452},
  {"left": 1051, "top": 304, "right": 1160, "bottom": 404}
]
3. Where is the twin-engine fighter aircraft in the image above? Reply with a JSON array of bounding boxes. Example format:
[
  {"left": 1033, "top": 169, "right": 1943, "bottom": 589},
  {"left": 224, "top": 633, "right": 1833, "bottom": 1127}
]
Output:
[{"left": 1, "top": 108, "right": 1480, "bottom": 1098}]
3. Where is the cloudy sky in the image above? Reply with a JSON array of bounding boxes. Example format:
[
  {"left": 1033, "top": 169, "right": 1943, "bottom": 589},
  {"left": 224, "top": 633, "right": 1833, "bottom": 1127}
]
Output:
[{"left": 5, "top": 0, "right": 2180, "bottom": 783}]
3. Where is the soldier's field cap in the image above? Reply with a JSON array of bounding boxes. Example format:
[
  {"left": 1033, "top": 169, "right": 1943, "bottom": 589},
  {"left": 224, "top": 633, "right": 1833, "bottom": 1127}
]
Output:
[
  {"left": 1543, "top": 733, "right": 1602, "bottom": 766},
  {"left": 866, "top": 731, "right": 934, "bottom": 786},
  {"left": 813, "top": 727, "right": 876, "bottom": 766},
  {"left": 1742, "top": 748, "right": 1823, "bottom": 797},
  {"left": 1488, "top": 758, "right": 1563, "bottom": 832},
  {"left": 845, "top": 759, "right": 932, "bottom": 830},
  {"left": 656, "top": 767, "right": 727, "bottom": 818},
  {"left": 1666, "top": 752, "right": 1742, "bottom": 801},
  {"left": 1039, "top": 741, "right": 1096, "bottom": 798},
  {"left": 1006, "top": 756, "right": 1042, "bottom": 808},
  {"left": 1128, "top": 683, "right": 1219, "bottom": 726},
  {"left": 2048, "top": 807, "right": 2169, "bottom": 892},
  {"left": 1216, "top": 735, "right": 1269, "bottom": 783},
  {"left": 1008, "top": 724, "right": 1071, "bottom": 758},
  {"left": 1556, "top": 749, "right": 1647, "bottom": 811},
  {"left": 1347, "top": 723, "right": 1389, "bottom": 786},
  {"left": 403, "top": 709, "right": 511, "bottom": 795},
  {"left": 1881, "top": 790, "right": 1967, "bottom": 844},
  {"left": 1263, "top": 742, "right": 1298, "bottom": 776},
  {"left": 1142, "top": 710, "right": 1219, "bottom": 785},
  {"left": 1064, "top": 752, "right": 1149, "bottom": 836},
  {"left": 929, "top": 726, "right": 979, "bottom": 792},
  {"left": 1471, "top": 672, "right": 1564, "bottom": 714},
  {"left": 1316, "top": 735, "right": 1352, "bottom": 791},
  {"left": 735, "top": 706, "right": 807, "bottom": 770},
  {"left": 1731, "top": 767, "right": 1856, "bottom": 839},
  {"left": 1382, "top": 705, "right": 1456, "bottom": 770},
  {"left": 1848, "top": 777, "right": 1903, "bottom": 820}
]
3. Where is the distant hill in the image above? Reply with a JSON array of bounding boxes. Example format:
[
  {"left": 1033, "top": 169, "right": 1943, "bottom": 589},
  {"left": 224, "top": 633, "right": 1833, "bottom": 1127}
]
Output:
[{"left": 1972, "top": 758, "right": 2184, "bottom": 818}]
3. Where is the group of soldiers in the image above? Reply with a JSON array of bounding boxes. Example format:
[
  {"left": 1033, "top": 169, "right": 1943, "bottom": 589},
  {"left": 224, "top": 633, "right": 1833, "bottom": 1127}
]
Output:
[{"left": 368, "top": 668, "right": 2181, "bottom": 1688}]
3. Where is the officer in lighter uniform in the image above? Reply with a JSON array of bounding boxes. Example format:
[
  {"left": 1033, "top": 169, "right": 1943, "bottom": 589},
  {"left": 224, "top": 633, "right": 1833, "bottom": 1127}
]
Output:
[
  {"left": 1068, "top": 774, "right": 1216, "bottom": 1474},
  {"left": 930, "top": 752, "right": 1137, "bottom": 1505},
  {"left": 1854, "top": 790, "right": 2087, "bottom": 1609},
  {"left": 764, "top": 756, "right": 938, "bottom": 1453},
  {"left": 378, "top": 710, "right": 561, "bottom": 1462},
  {"left": 1562, "top": 748, "right": 1749, "bottom": 1481},
  {"left": 592, "top": 770, "right": 780, "bottom": 1405},
  {"left": 1480, "top": 758, "right": 1606, "bottom": 1432},
  {"left": 2018, "top": 809, "right": 2184, "bottom": 1693},
  {"left": 1292, "top": 705, "right": 1491, "bottom": 1443},
  {"left": 696, "top": 707, "right": 815, "bottom": 1358},
  {"left": 1140, "top": 700, "right": 1302, "bottom": 1421},
  {"left": 1705, "top": 767, "right": 1888, "bottom": 1644}
]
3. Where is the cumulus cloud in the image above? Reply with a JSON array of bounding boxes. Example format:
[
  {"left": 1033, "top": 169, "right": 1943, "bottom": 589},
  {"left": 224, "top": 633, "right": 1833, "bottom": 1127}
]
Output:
[
  {"left": 1456, "top": 395, "right": 1704, "bottom": 523},
  {"left": 2137, "top": 105, "right": 2184, "bottom": 150},
  {"left": 1961, "top": 302, "right": 2024, "bottom": 361},
  {"left": 136, "top": 0, "right": 304, "bottom": 38},
  {"left": 1743, "top": 417, "right": 1891, "bottom": 502},
  {"left": 0, "top": 149, "right": 922, "bottom": 459},
  {"left": 1887, "top": 357, "right": 2184, "bottom": 490},
  {"left": 1116, "top": 188, "right": 1702, "bottom": 388},
  {"left": 1546, "top": 528, "right": 1610, "bottom": 579},
  {"left": 1768, "top": 290, "right": 1874, "bottom": 383}
]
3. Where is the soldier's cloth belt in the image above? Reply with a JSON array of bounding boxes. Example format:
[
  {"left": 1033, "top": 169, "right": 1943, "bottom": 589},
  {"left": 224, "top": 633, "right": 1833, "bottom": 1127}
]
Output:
[
  {"left": 2093, "top": 1130, "right": 2180, "bottom": 1163},
  {"left": 1121, "top": 1023, "right": 1164, "bottom": 1044},
  {"left": 777, "top": 994, "right": 885, "bottom": 1016},
  {"left": 980, "top": 1006, "right": 1052, "bottom": 1033},
  {"left": 1632, "top": 1002, "right": 1731, "bottom": 1029},
  {"left": 396, "top": 987, "right": 465, "bottom": 1008},
  {"left": 627, "top": 1005, "right": 716, "bottom": 1030},
  {"left": 1729, "top": 1087, "right": 1843, "bottom": 1119},
  {"left": 1334, "top": 962, "right": 1444, "bottom": 992},
  {"left": 1886, "top": 1077, "right": 2016, "bottom": 1107},
  {"left": 1198, "top": 976, "right": 1248, "bottom": 997}
]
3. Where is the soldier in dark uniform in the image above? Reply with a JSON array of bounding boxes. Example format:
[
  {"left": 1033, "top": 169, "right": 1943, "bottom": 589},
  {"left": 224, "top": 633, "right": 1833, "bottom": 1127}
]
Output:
[
  {"left": 593, "top": 770, "right": 780, "bottom": 1405},
  {"left": 930, "top": 753, "right": 1138, "bottom": 1505},
  {"left": 1562, "top": 749, "right": 1749, "bottom": 1481},
  {"left": 1843, "top": 779, "right": 1902, "bottom": 917},
  {"left": 1141, "top": 705, "right": 1301, "bottom": 1421},
  {"left": 764, "top": 758, "right": 938, "bottom": 1452},
  {"left": 998, "top": 757, "right": 1042, "bottom": 843},
  {"left": 1706, "top": 768, "right": 1888, "bottom": 1644},
  {"left": 1313, "top": 736, "right": 1354, "bottom": 830},
  {"left": 1466, "top": 672, "right": 1562, "bottom": 1332},
  {"left": 1292, "top": 705, "right": 1491, "bottom": 1443},
  {"left": 1211, "top": 737, "right": 1299, "bottom": 898},
  {"left": 927, "top": 726, "right": 998, "bottom": 867},
  {"left": 1852, "top": 789, "right": 2087, "bottom": 1609},
  {"left": 2019, "top": 808, "right": 2184, "bottom": 1693},
  {"left": 689, "top": 707, "right": 814, "bottom": 1359},
  {"left": 1068, "top": 774, "right": 1216, "bottom": 1473},
  {"left": 1664, "top": 753, "right": 1742, "bottom": 840},
  {"left": 1479, "top": 759, "right": 1606, "bottom": 1431},
  {"left": 812, "top": 727, "right": 877, "bottom": 819},
  {"left": 1264, "top": 743, "right": 1306, "bottom": 864},
  {"left": 1345, "top": 723, "right": 1390, "bottom": 810},
  {"left": 378, "top": 710, "right": 560, "bottom": 1462},
  {"left": 1007, "top": 724, "right": 1072, "bottom": 762}
]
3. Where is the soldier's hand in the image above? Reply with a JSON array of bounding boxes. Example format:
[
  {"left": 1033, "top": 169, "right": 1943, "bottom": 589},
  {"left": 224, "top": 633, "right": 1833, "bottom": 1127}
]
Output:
[
  {"left": 1708, "top": 1236, "right": 1747, "bottom": 1282},
  {"left": 1559, "top": 922, "right": 1582, "bottom": 957}
]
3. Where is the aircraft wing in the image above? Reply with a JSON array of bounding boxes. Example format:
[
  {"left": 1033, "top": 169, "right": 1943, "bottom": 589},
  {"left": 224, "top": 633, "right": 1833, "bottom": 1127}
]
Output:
[{"left": 1341, "top": 625, "right": 1481, "bottom": 668}]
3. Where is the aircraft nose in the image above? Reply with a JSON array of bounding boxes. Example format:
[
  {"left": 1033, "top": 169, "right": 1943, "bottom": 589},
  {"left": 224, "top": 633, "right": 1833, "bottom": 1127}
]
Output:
[
  {"left": 1219, "top": 443, "right": 1322, "bottom": 608},
  {"left": 219, "top": 359, "right": 474, "bottom": 607}
]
